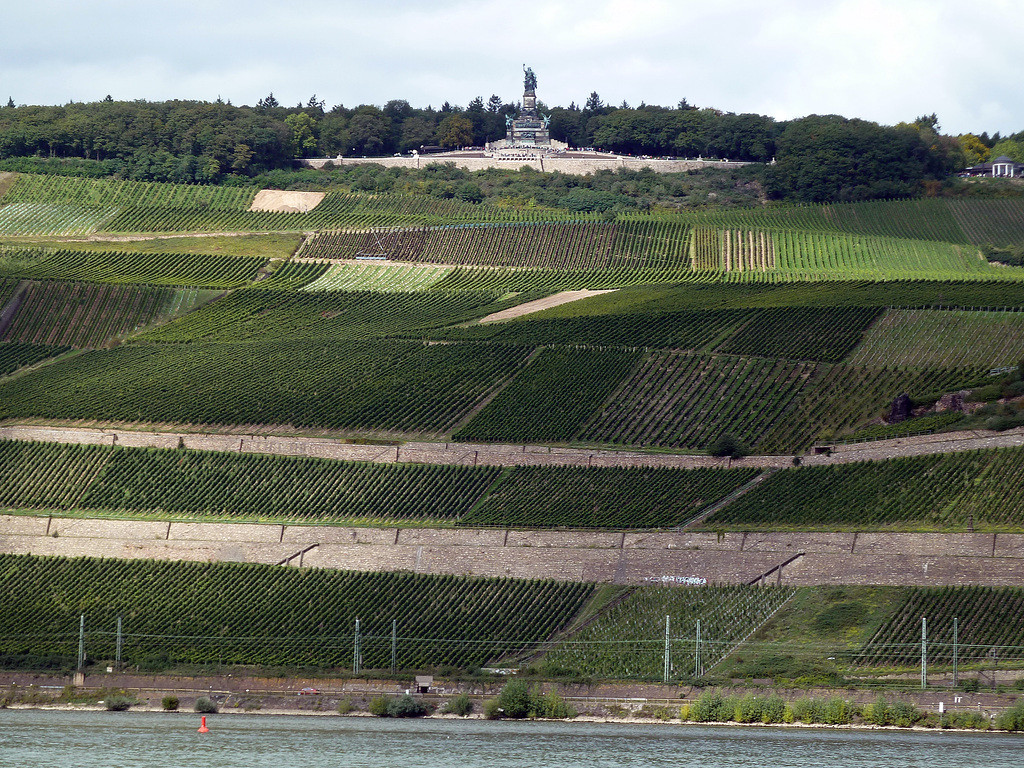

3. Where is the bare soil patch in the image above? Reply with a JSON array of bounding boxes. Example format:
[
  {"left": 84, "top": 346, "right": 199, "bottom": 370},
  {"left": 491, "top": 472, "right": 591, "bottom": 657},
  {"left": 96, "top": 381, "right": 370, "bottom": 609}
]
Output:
[
  {"left": 250, "top": 189, "right": 326, "bottom": 213},
  {"left": 0, "top": 171, "right": 16, "bottom": 201},
  {"left": 479, "top": 289, "right": 617, "bottom": 324}
]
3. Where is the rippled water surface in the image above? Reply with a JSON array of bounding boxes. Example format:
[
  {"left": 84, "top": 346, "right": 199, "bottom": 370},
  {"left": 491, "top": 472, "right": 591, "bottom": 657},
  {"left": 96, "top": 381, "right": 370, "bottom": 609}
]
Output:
[{"left": 0, "top": 709, "right": 1021, "bottom": 768}]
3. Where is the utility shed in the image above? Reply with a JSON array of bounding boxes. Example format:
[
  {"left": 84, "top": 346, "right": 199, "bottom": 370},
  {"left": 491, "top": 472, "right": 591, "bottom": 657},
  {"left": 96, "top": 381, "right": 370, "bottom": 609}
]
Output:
[{"left": 415, "top": 675, "right": 433, "bottom": 693}]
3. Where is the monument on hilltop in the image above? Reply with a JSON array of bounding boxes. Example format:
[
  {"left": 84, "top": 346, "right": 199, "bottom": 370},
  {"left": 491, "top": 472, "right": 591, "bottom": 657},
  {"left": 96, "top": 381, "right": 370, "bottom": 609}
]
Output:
[{"left": 505, "top": 65, "right": 552, "bottom": 148}]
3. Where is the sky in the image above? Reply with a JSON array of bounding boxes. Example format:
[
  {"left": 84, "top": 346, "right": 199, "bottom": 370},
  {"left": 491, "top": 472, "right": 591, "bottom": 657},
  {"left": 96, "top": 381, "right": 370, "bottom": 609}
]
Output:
[{"left": 2, "top": 0, "right": 1022, "bottom": 136}]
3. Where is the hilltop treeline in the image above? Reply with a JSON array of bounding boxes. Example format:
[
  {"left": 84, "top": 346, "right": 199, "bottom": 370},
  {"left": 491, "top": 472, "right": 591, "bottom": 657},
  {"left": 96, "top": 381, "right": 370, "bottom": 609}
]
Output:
[{"left": 0, "top": 95, "right": 1007, "bottom": 203}]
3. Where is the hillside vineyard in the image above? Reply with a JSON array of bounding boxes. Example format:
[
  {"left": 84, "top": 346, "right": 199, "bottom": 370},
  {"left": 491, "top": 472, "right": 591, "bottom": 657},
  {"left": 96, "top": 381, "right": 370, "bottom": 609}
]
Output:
[{"left": 2, "top": 170, "right": 1024, "bottom": 685}]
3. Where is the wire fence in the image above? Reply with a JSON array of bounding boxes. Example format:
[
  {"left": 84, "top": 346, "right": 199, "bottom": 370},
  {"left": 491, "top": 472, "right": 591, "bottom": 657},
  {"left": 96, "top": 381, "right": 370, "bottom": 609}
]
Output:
[{"left": 7, "top": 624, "right": 1023, "bottom": 688}]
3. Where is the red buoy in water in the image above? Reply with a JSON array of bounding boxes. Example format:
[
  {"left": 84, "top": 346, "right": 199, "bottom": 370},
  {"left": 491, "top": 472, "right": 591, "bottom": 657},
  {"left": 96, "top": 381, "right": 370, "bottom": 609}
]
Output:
[{"left": 198, "top": 716, "right": 209, "bottom": 733}]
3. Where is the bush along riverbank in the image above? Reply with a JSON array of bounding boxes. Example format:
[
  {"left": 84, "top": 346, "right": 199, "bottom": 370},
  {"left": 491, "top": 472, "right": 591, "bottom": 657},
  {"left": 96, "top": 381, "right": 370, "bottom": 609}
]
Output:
[
  {"left": 678, "top": 690, "right": 1013, "bottom": 731},
  {"left": 4, "top": 676, "right": 1024, "bottom": 732},
  {"left": 309, "top": 684, "right": 1024, "bottom": 732}
]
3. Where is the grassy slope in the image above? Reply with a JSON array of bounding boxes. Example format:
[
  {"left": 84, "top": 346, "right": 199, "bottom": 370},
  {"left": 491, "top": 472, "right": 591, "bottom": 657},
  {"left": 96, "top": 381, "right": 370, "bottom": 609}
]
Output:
[{"left": 715, "top": 586, "right": 908, "bottom": 681}]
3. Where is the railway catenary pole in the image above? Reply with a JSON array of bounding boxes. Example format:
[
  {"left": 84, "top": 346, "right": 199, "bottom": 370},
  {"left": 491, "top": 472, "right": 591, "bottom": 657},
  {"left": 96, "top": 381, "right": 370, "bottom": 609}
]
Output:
[
  {"left": 77, "top": 614, "right": 85, "bottom": 672},
  {"left": 391, "top": 619, "right": 397, "bottom": 675},
  {"left": 695, "top": 619, "right": 702, "bottom": 679},
  {"left": 354, "top": 619, "right": 361, "bottom": 675},
  {"left": 116, "top": 616, "right": 123, "bottom": 672},
  {"left": 921, "top": 617, "right": 927, "bottom": 690},
  {"left": 953, "top": 617, "right": 959, "bottom": 687},
  {"left": 663, "top": 615, "right": 671, "bottom": 684}
]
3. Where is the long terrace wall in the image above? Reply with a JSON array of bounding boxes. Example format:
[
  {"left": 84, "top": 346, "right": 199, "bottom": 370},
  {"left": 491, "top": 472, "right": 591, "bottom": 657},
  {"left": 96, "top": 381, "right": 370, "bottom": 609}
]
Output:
[
  {"left": 301, "top": 156, "right": 748, "bottom": 175},
  {"left": 3, "top": 424, "right": 1023, "bottom": 470},
  {"left": 4, "top": 515, "right": 1024, "bottom": 587}
]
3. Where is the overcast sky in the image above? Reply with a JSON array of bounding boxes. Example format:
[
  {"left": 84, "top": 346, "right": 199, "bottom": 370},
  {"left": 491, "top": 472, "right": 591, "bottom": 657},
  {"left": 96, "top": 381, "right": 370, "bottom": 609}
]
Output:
[{"left": 2, "top": 0, "right": 1021, "bottom": 136}]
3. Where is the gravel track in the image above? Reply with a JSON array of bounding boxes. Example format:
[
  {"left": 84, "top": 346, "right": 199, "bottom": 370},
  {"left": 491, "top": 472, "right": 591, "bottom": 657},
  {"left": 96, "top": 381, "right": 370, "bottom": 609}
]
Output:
[{"left": 1, "top": 423, "right": 1022, "bottom": 470}]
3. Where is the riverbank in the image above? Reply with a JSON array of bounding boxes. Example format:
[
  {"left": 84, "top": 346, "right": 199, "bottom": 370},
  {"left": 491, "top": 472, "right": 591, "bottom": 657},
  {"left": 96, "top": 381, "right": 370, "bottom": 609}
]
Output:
[
  {"left": 6, "top": 709, "right": 1024, "bottom": 768},
  {"left": 2, "top": 702, "right": 1019, "bottom": 735},
  {"left": 2, "top": 670, "right": 1020, "bottom": 732}
]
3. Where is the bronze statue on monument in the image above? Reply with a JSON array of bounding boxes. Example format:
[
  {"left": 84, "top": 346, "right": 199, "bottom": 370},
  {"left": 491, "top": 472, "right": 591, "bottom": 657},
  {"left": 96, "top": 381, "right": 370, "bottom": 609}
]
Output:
[
  {"left": 506, "top": 65, "right": 549, "bottom": 148},
  {"left": 523, "top": 65, "right": 537, "bottom": 92}
]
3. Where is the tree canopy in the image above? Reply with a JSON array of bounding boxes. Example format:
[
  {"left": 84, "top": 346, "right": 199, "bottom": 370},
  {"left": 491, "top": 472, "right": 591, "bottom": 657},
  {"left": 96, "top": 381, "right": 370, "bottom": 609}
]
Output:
[{"left": 0, "top": 93, "right": 991, "bottom": 201}]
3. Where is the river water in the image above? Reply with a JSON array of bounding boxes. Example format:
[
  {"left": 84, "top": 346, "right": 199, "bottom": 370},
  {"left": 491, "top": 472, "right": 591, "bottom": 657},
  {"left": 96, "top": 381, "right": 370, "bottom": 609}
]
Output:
[{"left": 0, "top": 709, "right": 1020, "bottom": 768}]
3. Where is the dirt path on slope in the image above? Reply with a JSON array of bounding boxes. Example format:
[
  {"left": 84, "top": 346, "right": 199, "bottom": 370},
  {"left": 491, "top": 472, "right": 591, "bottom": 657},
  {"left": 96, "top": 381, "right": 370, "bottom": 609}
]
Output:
[
  {"left": 1, "top": 423, "right": 1022, "bottom": 470},
  {"left": 478, "top": 290, "right": 617, "bottom": 324}
]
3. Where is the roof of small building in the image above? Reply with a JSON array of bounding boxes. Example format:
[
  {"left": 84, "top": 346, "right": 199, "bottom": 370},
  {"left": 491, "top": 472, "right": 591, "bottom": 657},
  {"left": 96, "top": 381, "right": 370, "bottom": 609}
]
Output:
[{"left": 993, "top": 155, "right": 1016, "bottom": 164}]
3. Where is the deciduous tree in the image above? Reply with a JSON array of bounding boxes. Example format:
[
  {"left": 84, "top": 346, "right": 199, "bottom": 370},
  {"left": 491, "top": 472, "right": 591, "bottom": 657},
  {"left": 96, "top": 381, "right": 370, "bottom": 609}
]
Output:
[
  {"left": 284, "top": 112, "right": 318, "bottom": 157},
  {"left": 437, "top": 114, "right": 473, "bottom": 148}
]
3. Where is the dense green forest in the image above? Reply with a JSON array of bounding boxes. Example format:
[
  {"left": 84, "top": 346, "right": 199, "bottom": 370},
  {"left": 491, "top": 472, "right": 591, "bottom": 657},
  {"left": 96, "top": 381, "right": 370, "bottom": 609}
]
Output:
[{"left": 2, "top": 95, "right": 1018, "bottom": 204}]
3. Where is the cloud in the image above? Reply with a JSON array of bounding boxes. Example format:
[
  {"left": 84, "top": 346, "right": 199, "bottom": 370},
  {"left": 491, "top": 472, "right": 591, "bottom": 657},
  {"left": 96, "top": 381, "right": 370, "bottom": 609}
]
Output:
[{"left": 1, "top": 0, "right": 1021, "bottom": 134}]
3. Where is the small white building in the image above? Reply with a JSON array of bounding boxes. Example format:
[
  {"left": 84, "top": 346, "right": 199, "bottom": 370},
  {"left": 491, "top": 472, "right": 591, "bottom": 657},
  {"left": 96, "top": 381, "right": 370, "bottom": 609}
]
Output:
[
  {"left": 963, "top": 155, "right": 1024, "bottom": 178},
  {"left": 991, "top": 155, "right": 1023, "bottom": 177}
]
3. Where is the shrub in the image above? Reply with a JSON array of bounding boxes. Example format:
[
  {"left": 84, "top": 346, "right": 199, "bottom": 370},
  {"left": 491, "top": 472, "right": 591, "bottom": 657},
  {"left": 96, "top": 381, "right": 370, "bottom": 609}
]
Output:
[
  {"left": 369, "top": 694, "right": 429, "bottom": 718},
  {"left": 995, "top": 700, "right": 1024, "bottom": 731},
  {"left": 368, "top": 696, "right": 389, "bottom": 717},
  {"left": 496, "top": 679, "right": 532, "bottom": 719},
  {"left": 890, "top": 700, "right": 922, "bottom": 728},
  {"left": 485, "top": 681, "right": 576, "bottom": 720},
  {"left": 690, "top": 691, "right": 737, "bottom": 723},
  {"left": 336, "top": 698, "right": 355, "bottom": 715},
  {"left": 708, "top": 434, "right": 751, "bottom": 459},
  {"left": 734, "top": 694, "right": 762, "bottom": 724},
  {"left": 161, "top": 695, "right": 179, "bottom": 711},
  {"left": 760, "top": 694, "right": 786, "bottom": 724},
  {"left": 194, "top": 697, "right": 217, "bottom": 714},
  {"left": 941, "top": 710, "right": 989, "bottom": 730},
  {"left": 482, "top": 698, "right": 502, "bottom": 719},
  {"left": 865, "top": 695, "right": 890, "bottom": 726},
  {"left": 535, "top": 689, "right": 576, "bottom": 719},
  {"left": 386, "top": 694, "right": 429, "bottom": 718},
  {"left": 820, "top": 696, "right": 855, "bottom": 725},
  {"left": 732, "top": 693, "right": 786, "bottom": 724},
  {"left": 105, "top": 694, "right": 133, "bottom": 711},
  {"left": 789, "top": 697, "right": 822, "bottom": 723},
  {"left": 962, "top": 710, "right": 990, "bottom": 730},
  {"left": 637, "top": 704, "right": 672, "bottom": 721},
  {"left": 442, "top": 693, "right": 473, "bottom": 717}
]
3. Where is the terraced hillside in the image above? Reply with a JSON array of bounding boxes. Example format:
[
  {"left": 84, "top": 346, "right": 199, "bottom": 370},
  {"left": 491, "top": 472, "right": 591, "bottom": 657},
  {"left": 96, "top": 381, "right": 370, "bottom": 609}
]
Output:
[
  {"left": 709, "top": 583, "right": 1024, "bottom": 685},
  {"left": 0, "top": 246, "right": 264, "bottom": 287},
  {"left": 0, "top": 282, "right": 179, "bottom": 348},
  {"left": 0, "top": 440, "right": 765, "bottom": 528},
  {"left": 4, "top": 550, "right": 1023, "bottom": 684},
  {"left": 703, "top": 446, "right": 1024, "bottom": 531},
  {"left": 2, "top": 172, "right": 1024, "bottom": 452},
  {"left": 0, "top": 553, "right": 594, "bottom": 671},
  {"left": 3, "top": 438, "right": 1024, "bottom": 532},
  {"left": 4, "top": 174, "right": 1024, "bottom": 686},
  {"left": 0, "top": 173, "right": 587, "bottom": 236}
]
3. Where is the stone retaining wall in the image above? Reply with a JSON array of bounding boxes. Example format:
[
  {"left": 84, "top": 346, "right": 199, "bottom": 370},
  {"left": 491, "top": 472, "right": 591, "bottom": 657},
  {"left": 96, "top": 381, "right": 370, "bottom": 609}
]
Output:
[
  {"left": 5, "top": 514, "right": 1024, "bottom": 587},
  {"left": 5, "top": 425, "right": 1024, "bottom": 586},
  {"left": 785, "top": 553, "right": 1024, "bottom": 587},
  {"left": 301, "top": 156, "right": 749, "bottom": 175},
  {"left": 5, "top": 424, "right": 1021, "bottom": 472}
]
